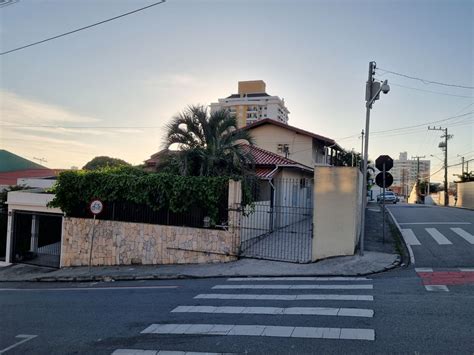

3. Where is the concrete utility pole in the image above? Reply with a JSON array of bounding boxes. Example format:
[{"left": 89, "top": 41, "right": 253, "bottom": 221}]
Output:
[
  {"left": 359, "top": 61, "right": 390, "bottom": 256},
  {"left": 428, "top": 126, "right": 453, "bottom": 206},
  {"left": 360, "top": 130, "right": 365, "bottom": 169},
  {"left": 412, "top": 155, "right": 426, "bottom": 203},
  {"left": 458, "top": 155, "right": 465, "bottom": 175}
]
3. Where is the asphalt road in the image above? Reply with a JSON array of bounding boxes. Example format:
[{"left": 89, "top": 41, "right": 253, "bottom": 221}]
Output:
[
  {"left": 1, "top": 204, "right": 473, "bottom": 354},
  {"left": 1, "top": 268, "right": 473, "bottom": 354},
  {"left": 387, "top": 204, "right": 474, "bottom": 268}
]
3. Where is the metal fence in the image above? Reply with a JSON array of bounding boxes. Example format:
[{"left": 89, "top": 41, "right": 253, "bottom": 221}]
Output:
[
  {"left": 11, "top": 211, "right": 62, "bottom": 268},
  {"left": 68, "top": 200, "right": 229, "bottom": 230},
  {"left": 238, "top": 178, "right": 314, "bottom": 263}
]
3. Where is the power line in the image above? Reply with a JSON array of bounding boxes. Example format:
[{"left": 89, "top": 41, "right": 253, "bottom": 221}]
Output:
[
  {"left": 0, "top": 0, "right": 166, "bottom": 56},
  {"left": 376, "top": 68, "right": 474, "bottom": 90},
  {"left": 335, "top": 111, "right": 473, "bottom": 141},
  {"left": 387, "top": 82, "right": 473, "bottom": 99}
]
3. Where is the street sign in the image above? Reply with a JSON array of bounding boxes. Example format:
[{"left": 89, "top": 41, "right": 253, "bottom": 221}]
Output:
[
  {"left": 375, "top": 155, "right": 393, "bottom": 171},
  {"left": 375, "top": 172, "right": 393, "bottom": 188},
  {"left": 89, "top": 199, "right": 104, "bottom": 215}
]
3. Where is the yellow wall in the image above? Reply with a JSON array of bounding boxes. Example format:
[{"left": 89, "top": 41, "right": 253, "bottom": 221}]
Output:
[
  {"left": 238, "top": 80, "right": 266, "bottom": 94},
  {"left": 312, "top": 167, "right": 362, "bottom": 261},
  {"left": 248, "top": 124, "right": 314, "bottom": 167}
]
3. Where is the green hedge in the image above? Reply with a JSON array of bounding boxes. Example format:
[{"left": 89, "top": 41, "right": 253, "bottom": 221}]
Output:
[{"left": 48, "top": 167, "right": 231, "bottom": 220}]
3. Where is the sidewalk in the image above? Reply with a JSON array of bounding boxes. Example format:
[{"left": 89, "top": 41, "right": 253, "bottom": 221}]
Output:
[{"left": 0, "top": 204, "right": 402, "bottom": 282}]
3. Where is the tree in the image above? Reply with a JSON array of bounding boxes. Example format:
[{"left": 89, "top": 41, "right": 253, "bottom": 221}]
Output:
[
  {"left": 83, "top": 156, "right": 131, "bottom": 170},
  {"left": 163, "top": 105, "right": 254, "bottom": 176}
]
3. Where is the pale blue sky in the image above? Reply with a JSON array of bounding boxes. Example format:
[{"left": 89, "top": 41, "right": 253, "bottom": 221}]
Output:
[{"left": 1, "top": 0, "right": 473, "bottom": 182}]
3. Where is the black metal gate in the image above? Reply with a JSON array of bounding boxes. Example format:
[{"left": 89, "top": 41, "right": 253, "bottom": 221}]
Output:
[
  {"left": 239, "top": 178, "right": 313, "bottom": 263},
  {"left": 12, "top": 211, "right": 62, "bottom": 268}
]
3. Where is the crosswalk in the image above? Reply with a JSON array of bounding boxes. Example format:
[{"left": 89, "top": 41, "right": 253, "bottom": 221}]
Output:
[
  {"left": 121, "top": 276, "right": 377, "bottom": 353},
  {"left": 401, "top": 226, "right": 474, "bottom": 246}
]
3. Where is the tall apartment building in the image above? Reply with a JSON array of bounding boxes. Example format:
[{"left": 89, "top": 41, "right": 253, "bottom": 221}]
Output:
[
  {"left": 390, "top": 152, "right": 431, "bottom": 196},
  {"left": 210, "top": 80, "right": 290, "bottom": 128}
]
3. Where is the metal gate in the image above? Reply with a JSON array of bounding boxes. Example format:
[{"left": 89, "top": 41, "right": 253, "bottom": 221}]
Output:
[
  {"left": 12, "top": 211, "right": 62, "bottom": 268},
  {"left": 239, "top": 178, "right": 313, "bottom": 263}
]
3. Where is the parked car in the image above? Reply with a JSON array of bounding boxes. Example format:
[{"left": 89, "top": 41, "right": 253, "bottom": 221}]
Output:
[{"left": 377, "top": 191, "right": 397, "bottom": 204}]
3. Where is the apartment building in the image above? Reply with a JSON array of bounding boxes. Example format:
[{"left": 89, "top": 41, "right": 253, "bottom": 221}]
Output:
[
  {"left": 210, "top": 80, "right": 290, "bottom": 128},
  {"left": 390, "top": 152, "right": 431, "bottom": 196}
]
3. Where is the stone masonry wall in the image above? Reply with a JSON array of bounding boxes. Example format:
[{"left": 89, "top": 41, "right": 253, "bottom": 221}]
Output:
[{"left": 61, "top": 217, "right": 238, "bottom": 267}]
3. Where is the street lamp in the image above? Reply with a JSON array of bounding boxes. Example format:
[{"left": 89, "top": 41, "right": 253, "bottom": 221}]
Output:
[{"left": 360, "top": 61, "right": 390, "bottom": 256}]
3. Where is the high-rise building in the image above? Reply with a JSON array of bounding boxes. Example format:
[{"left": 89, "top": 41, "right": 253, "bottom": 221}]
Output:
[
  {"left": 390, "top": 152, "right": 431, "bottom": 196},
  {"left": 210, "top": 80, "right": 290, "bottom": 128}
]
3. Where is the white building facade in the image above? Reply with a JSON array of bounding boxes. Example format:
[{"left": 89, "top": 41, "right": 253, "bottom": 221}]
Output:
[
  {"left": 210, "top": 80, "right": 289, "bottom": 128},
  {"left": 391, "top": 152, "right": 431, "bottom": 196}
]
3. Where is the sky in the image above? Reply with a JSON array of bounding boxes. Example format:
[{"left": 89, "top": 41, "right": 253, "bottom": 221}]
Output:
[{"left": 1, "top": 0, "right": 473, "bottom": 183}]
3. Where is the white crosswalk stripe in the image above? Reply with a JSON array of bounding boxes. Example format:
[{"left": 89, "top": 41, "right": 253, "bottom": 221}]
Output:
[
  {"left": 402, "top": 227, "right": 474, "bottom": 246},
  {"left": 226, "top": 277, "right": 371, "bottom": 281},
  {"left": 212, "top": 284, "right": 373, "bottom": 290},
  {"left": 139, "top": 276, "right": 377, "bottom": 347},
  {"left": 171, "top": 305, "right": 374, "bottom": 317},
  {"left": 450, "top": 228, "right": 474, "bottom": 244},
  {"left": 194, "top": 293, "right": 374, "bottom": 301},
  {"left": 401, "top": 229, "right": 421, "bottom": 245},
  {"left": 425, "top": 228, "right": 452, "bottom": 245}
]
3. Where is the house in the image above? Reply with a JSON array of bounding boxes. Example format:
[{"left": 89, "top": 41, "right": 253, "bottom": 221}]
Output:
[
  {"left": 210, "top": 80, "right": 290, "bottom": 128},
  {"left": 242, "top": 118, "right": 343, "bottom": 168},
  {"left": 143, "top": 149, "right": 179, "bottom": 172},
  {"left": 0, "top": 150, "right": 60, "bottom": 190}
]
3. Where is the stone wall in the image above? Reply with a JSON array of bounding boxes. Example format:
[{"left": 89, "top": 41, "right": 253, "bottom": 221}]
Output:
[{"left": 61, "top": 217, "right": 238, "bottom": 267}]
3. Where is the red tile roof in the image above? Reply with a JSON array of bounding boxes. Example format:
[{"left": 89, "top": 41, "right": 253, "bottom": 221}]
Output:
[
  {"left": 255, "top": 167, "right": 278, "bottom": 179},
  {"left": 243, "top": 144, "right": 302, "bottom": 166},
  {"left": 0, "top": 169, "right": 62, "bottom": 186}
]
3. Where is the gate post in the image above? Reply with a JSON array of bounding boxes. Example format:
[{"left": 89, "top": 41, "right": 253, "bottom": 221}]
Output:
[
  {"left": 30, "top": 214, "right": 39, "bottom": 253},
  {"left": 228, "top": 179, "right": 242, "bottom": 255}
]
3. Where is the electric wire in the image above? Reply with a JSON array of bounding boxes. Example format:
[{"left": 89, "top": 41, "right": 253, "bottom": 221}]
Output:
[
  {"left": 376, "top": 68, "right": 474, "bottom": 90},
  {"left": 0, "top": 0, "right": 166, "bottom": 55}
]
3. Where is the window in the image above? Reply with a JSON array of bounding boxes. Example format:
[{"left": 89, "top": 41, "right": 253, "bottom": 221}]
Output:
[{"left": 277, "top": 143, "right": 290, "bottom": 156}]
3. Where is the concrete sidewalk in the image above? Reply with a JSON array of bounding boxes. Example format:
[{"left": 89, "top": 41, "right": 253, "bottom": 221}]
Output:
[
  {"left": 0, "top": 202, "right": 403, "bottom": 282},
  {"left": 0, "top": 251, "right": 400, "bottom": 282}
]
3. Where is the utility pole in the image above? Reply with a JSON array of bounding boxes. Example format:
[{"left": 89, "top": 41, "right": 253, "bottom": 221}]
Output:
[
  {"left": 412, "top": 155, "right": 425, "bottom": 203},
  {"left": 458, "top": 155, "right": 465, "bottom": 175},
  {"left": 360, "top": 130, "right": 364, "bottom": 169},
  {"left": 359, "top": 61, "right": 390, "bottom": 256},
  {"left": 428, "top": 126, "right": 453, "bottom": 206}
]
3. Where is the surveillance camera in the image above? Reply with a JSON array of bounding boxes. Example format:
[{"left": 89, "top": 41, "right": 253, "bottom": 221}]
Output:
[{"left": 381, "top": 81, "right": 390, "bottom": 94}]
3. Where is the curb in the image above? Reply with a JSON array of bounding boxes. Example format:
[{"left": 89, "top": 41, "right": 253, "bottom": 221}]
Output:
[
  {"left": 386, "top": 207, "right": 414, "bottom": 266},
  {"left": 1, "top": 256, "right": 402, "bottom": 283}
]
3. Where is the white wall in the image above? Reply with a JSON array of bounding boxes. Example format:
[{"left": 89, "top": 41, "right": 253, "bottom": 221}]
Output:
[{"left": 312, "top": 167, "right": 362, "bottom": 261}]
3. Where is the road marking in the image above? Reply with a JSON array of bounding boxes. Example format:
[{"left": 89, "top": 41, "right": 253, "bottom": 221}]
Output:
[
  {"left": 401, "top": 229, "right": 421, "bottom": 246},
  {"left": 450, "top": 228, "right": 474, "bottom": 244},
  {"left": 0, "top": 335, "right": 38, "bottom": 354},
  {"left": 425, "top": 228, "right": 452, "bottom": 245},
  {"left": 0, "top": 286, "right": 179, "bottom": 292},
  {"left": 415, "top": 268, "right": 433, "bottom": 272},
  {"left": 226, "top": 277, "right": 371, "bottom": 281},
  {"left": 386, "top": 207, "right": 415, "bottom": 263},
  {"left": 399, "top": 222, "right": 471, "bottom": 225},
  {"left": 425, "top": 285, "right": 449, "bottom": 292},
  {"left": 141, "top": 323, "right": 375, "bottom": 341},
  {"left": 112, "top": 350, "right": 234, "bottom": 355},
  {"left": 212, "top": 284, "right": 373, "bottom": 290},
  {"left": 459, "top": 268, "right": 474, "bottom": 272},
  {"left": 194, "top": 293, "right": 374, "bottom": 301},
  {"left": 171, "top": 305, "right": 374, "bottom": 318}
]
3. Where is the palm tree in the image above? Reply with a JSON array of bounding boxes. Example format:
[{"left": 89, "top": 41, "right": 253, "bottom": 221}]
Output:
[{"left": 163, "top": 105, "right": 254, "bottom": 176}]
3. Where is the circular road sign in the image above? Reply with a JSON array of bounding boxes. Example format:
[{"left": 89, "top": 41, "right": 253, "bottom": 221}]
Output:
[
  {"left": 90, "top": 199, "right": 104, "bottom": 215},
  {"left": 375, "top": 155, "right": 393, "bottom": 171},
  {"left": 375, "top": 172, "right": 393, "bottom": 188}
]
